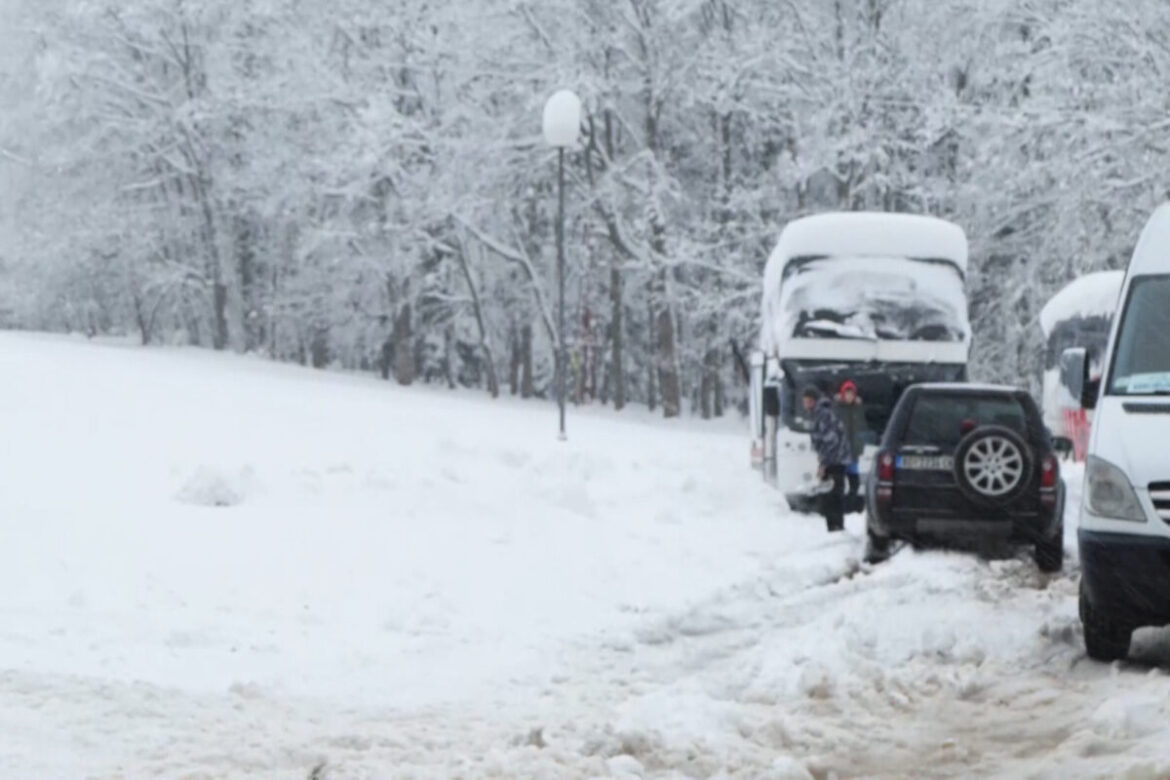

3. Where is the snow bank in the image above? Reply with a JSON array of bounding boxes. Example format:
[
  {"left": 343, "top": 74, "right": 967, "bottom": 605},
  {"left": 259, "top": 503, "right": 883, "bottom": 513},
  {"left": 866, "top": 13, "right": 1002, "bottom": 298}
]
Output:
[
  {"left": 175, "top": 465, "right": 256, "bottom": 507},
  {"left": 1039, "top": 270, "right": 1125, "bottom": 336},
  {"left": 0, "top": 332, "right": 797, "bottom": 711}
]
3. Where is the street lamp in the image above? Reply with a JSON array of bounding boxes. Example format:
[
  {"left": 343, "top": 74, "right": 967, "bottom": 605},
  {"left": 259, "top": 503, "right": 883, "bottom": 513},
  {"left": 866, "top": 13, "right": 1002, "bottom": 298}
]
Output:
[{"left": 542, "top": 89, "right": 581, "bottom": 441}]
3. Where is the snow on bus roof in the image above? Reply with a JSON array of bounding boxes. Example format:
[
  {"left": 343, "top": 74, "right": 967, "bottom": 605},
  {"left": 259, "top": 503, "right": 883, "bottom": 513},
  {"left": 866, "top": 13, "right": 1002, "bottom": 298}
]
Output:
[
  {"left": 1038, "top": 270, "right": 1125, "bottom": 336},
  {"left": 767, "top": 212, "right": 969, "bottom": 277}
]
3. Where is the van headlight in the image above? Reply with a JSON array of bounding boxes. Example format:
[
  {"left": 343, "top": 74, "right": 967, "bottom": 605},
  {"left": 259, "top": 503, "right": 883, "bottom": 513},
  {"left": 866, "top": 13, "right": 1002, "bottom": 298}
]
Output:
[{"left": 1085, "top": 456, "right": 1146, "bottom": 522}]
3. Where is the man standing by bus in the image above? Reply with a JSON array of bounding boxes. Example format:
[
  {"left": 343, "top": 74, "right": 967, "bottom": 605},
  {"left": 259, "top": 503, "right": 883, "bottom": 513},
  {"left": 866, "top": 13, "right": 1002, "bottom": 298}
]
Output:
[{"left": 801, "top": 386, "right": 853, "bottom": 532}]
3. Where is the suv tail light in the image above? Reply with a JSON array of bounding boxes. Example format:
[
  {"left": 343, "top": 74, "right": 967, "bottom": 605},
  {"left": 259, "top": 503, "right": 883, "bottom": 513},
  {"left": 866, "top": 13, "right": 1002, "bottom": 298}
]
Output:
[
  {"left": 876, "top": 450, "right": 895, "bottom": 504},
  {"left": 1040, "top": 454, "right": 1058, "bottom": 508}
]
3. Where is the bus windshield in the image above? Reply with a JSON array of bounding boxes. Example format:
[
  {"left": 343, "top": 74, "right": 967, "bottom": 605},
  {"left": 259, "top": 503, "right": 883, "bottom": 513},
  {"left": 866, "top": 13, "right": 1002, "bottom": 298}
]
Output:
[
  {"left": 780, "top": 256, "right": 967, "bottom": 342},
  {"left": 1109, "top": 275, "right": 1170, "bottom": 396}
]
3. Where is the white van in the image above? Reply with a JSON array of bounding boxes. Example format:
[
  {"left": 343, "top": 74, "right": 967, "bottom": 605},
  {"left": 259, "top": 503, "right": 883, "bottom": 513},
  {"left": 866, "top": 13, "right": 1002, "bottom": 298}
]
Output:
[{"left": 1067, "top": 203, "right": 1170, "bottom": 661}]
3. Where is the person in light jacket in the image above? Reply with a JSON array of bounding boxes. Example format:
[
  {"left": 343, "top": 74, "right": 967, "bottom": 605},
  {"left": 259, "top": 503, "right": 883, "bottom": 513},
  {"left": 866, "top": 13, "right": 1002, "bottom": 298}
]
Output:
[{"left": 801, "top": 386, "right": 853, "bottom": 532}]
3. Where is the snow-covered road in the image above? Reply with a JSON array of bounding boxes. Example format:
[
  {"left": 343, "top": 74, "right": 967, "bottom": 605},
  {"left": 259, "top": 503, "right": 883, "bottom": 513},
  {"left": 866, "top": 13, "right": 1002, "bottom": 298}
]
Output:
[{"left": 3, "top": 333, "right": 1170, "bottom": 778}]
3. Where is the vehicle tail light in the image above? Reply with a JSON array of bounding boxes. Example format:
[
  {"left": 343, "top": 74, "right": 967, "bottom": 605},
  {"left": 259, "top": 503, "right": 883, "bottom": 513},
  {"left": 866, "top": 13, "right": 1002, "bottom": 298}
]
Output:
[
  {"left": 1040, "top": 455, "right": 1058, "bottom": 488},
  {"left": 1040, "top": 454, "right": 1058, "bottom": 507},
  {"left": 876, "top": 450, "right": 895, "bottom": 504}
]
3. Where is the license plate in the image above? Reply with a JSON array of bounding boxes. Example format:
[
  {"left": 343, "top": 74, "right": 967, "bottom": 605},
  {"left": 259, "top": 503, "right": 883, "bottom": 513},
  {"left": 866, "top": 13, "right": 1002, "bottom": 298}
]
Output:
[{"left": 898, "top": 455, "right": 954, "bottom": 471}]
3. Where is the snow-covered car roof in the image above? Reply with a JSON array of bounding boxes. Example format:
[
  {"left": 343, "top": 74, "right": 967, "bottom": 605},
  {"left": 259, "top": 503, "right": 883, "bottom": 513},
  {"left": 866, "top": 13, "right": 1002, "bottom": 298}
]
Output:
[
  {"left": 1038, "top": 270, "right": 1125, "bottom": 337},
  {"left": 766, "top": 212, "right": 969, "bottom": 285}
]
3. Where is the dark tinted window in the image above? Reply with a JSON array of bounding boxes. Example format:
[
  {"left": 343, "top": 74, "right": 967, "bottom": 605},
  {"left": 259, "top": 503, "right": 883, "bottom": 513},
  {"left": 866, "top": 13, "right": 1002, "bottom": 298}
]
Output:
[
  {"left": 1045, "top": 315, "right": 1111, "bottom": 371},
  {"left": 903, "top": 394, "right": 1027, "bottom": 450},
  {"left": 781, "top": 360, "right": 965, "bottom": 435}
]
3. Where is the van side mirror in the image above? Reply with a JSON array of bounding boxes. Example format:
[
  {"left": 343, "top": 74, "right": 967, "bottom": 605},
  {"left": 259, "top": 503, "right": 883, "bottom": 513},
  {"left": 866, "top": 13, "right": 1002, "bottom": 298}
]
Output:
[{"left": 1060, "top": 347, "right": 1099, "bottom": 410}]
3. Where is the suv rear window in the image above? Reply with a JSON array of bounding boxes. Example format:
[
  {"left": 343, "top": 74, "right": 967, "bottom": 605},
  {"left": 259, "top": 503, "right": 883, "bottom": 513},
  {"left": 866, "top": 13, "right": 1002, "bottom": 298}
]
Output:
[{"left": 903, "top": 394, "right": 1028, "bottom": 450}]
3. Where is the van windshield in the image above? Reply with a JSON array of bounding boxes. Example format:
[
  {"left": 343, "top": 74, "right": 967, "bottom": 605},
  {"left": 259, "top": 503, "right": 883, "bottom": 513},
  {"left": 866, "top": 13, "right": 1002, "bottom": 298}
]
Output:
[{"left": 1109, "top": 275, "right": 1170, "bottom": 395}]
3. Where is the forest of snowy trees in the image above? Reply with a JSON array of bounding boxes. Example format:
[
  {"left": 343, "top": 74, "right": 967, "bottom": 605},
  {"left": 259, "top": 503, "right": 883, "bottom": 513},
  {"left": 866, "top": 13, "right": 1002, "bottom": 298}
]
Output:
[{"left": 1, "top": 0, "right": 1168, "bottom": 417}]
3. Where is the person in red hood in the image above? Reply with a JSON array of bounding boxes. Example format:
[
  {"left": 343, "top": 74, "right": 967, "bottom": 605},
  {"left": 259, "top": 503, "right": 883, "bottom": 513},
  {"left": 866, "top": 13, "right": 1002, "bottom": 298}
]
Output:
[{"left": 834, "top": 379, "right": 867, "bottom": 497}]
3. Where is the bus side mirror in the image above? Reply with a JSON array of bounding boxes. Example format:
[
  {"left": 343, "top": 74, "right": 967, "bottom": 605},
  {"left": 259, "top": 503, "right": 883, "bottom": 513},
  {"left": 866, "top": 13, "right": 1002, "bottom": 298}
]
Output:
[{"left": 1061, "top": 347, "right": 1098, "bottom": 410}]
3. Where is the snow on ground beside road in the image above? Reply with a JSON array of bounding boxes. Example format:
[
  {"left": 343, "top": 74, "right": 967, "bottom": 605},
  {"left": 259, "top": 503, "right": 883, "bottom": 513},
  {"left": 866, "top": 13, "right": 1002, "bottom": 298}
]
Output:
[
  {"left": 4, "top": 332, "right": 1170, "bottom": 778},
  {"left": 0, "top": 332, "right": 835, "bottom": 708}
]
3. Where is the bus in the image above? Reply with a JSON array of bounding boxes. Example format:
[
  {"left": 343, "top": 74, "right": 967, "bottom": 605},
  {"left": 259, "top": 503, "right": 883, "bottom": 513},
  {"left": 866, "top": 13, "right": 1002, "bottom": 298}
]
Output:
[
  {"left": 749, "top": 212, "right": 972, "bottom": 500},
  {"left": 1038, "top": 270, "right": 1124, "bottom": 461}
]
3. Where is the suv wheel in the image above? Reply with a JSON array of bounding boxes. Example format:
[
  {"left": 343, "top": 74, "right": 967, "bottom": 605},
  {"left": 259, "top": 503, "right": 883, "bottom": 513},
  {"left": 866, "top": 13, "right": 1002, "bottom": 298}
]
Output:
[
  {"left": 954, "top": 425, "right": 1034, "bottom": 507},
  {"left": 1080, "top": 588, "right": 1131, "bottom": 662}
]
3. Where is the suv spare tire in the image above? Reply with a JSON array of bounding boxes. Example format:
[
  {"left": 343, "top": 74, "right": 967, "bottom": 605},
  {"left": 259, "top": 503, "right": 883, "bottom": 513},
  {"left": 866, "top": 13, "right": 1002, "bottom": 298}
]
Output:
[{"left": 953, "top": 425, "right": 1034, "bottom": 507}]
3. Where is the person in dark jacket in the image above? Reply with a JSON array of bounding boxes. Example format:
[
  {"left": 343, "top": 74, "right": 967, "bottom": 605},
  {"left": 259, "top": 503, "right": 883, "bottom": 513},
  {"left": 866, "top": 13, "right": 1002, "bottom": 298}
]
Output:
[
  {"left": 802, "top": 386, "right": 852, "bottom": 532},
  {"left": 834, "top": 379, "right": 867, "bottom": 497}
]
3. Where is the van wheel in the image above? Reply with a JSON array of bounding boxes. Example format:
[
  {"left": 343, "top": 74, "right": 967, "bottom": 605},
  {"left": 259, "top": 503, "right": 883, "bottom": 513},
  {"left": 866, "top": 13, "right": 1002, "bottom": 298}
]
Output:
[
  {"left": 1033, "top": 523, "right": 1063, "bottom": 573},
  {"left": 1080, "top": 590, "right": 1131, "bottom": 662}
]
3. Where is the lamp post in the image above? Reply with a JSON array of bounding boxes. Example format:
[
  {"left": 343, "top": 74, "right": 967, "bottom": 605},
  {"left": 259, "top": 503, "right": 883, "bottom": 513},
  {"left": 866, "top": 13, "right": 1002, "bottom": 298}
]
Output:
[{"left": 542, "top": 89, "right": 581, "bottom": 441}]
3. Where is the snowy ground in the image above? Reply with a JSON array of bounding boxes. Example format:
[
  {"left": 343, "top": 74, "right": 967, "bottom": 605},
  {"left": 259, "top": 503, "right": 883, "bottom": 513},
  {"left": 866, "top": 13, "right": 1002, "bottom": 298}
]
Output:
[{"left": 3, "top": 332, "right": 1170, "bottom": 778}]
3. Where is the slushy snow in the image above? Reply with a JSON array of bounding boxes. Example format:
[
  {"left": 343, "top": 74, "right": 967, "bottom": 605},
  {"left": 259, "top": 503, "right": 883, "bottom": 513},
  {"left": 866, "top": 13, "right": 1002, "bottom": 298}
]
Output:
[{"left": 3, "top": 332, "right": 1170, "bottom": 777}]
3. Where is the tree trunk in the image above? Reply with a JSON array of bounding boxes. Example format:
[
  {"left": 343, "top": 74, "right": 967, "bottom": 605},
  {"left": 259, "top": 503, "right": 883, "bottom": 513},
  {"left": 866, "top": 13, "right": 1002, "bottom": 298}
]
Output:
[
  {"left": 589, "top": 332, "right": 599, "bottom": 403},
  {"left": 702, "top": 348, "right": 711, "bottom": 420},
  {"left": 609, "top": 260, "right": 625, "bottom": 410},
  {"left": 656, "top": 300, "right": 681, "bottom": 419},
  {"left": 379, "top": 336, "right": 392, "bottom": 380},
  {"left": 443, "top": 327, "right": 457, "bottom": 389},
  {"left": 455, "top": 241, "right": 499, "bottom": 398},
  {"left": 649, "top": 212, "right": 680, "bottom": 418},
  {"left": 133, "top": 291, "right": 151, "bottom": 346},
  {"left": 646, "top": 294, "right": 657, "bottom": 412},
  {"left": 190, "top": 168, "right": 232, "bottom": 351},
  {"left": 235, "top": 216, "right": 261, "bottom": 352},
  {"left": 212, "top": 280, "right": 229, "bottom": 350},
  {"left": 310, "top": 326, "right": 329, "bottom": 368},
  {"left": 392, "top": 302, "right": 414, "bottom": 386},
  {"left": 714, "top": 369, "right": 725, "bottom": 418},
  {"left": 509, "top": 326, "right": 521, "bottom": 395},
  {"left": 521, "top": 323, "right": 534, "bottom": 398}
]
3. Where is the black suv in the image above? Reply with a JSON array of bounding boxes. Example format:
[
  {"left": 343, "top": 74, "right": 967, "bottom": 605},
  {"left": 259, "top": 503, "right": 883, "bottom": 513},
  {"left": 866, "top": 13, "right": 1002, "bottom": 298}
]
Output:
[{"left": 864, "top": 384, "right": 1065, "bottom": 570}]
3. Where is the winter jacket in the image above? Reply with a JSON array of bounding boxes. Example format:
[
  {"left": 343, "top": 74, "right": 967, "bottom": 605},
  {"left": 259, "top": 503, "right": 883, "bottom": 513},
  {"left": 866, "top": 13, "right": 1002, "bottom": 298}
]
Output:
[
  {"left": 811, "top": 397, "right": 853, "bottom": 467},
  {"left": 834, "top": 396, "right": 868, "bottom": 462}
]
